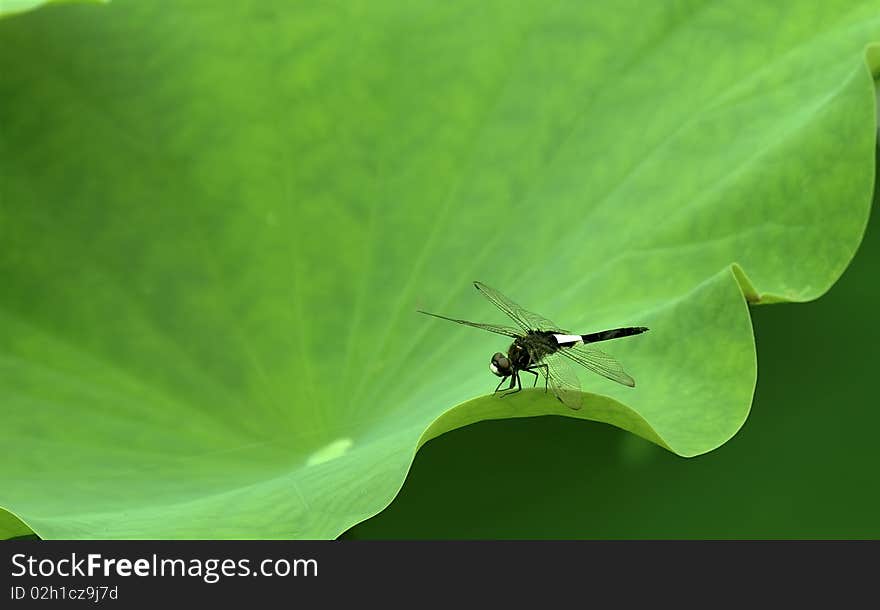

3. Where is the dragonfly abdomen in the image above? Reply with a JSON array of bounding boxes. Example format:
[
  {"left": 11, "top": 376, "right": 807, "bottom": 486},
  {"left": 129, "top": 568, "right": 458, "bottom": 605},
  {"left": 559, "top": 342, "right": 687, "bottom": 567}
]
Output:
[
  {"left": 551, "top": 327, "right": 649, "bottom": 348},
  {"left": 580, "top": 326, "right": 649, "bottom": 344}
]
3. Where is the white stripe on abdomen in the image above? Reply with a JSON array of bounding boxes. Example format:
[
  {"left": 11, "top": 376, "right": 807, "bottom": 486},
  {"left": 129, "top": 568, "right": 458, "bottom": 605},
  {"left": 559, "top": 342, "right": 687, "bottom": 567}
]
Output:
[{"left": 553, "top": 333, "right": 583, "bottom": 346}]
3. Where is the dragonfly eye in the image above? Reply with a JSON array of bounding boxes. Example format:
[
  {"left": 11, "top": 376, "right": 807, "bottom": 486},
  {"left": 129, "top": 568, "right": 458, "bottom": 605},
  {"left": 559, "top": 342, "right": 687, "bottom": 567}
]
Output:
[{"left": 490, "top": 352, "right": 511, "bottom": 377}]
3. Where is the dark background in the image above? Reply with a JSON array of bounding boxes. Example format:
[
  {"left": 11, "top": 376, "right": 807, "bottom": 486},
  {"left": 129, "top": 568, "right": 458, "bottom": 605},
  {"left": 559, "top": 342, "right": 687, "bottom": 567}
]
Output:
[{"left": 345, "top": 147, "right": 880, "bottom": 539}]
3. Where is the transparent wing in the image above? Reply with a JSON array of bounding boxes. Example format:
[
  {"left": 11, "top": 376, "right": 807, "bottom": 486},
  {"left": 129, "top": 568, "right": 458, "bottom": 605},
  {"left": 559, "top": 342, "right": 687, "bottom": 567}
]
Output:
[
  {"left": 540, "top": 352, "right": 583, "bottom": 411},
  {"left": 418, "top": 310, "right": 521, "bottom": 338},
  {"left": 473, "top": 281, "right": 564, "bottom": 332},
  {"left": 558, "top": 343, "right": 637, "bottom": 387}
]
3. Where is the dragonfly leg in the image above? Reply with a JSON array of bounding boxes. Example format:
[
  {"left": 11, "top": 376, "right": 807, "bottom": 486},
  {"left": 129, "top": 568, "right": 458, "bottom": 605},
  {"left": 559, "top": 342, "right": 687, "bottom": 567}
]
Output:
[
  {"left": 494, "top": 376, "right": 509, "bottom": 394},
  {"left": 525, "top": 364, "right": 550, "bottom": 393},
  {"left": 521, "top": 368, "right": 539, "bottom": 388},
  {"left": 498, "top": 372, "right": 521, "bottom": 398}
]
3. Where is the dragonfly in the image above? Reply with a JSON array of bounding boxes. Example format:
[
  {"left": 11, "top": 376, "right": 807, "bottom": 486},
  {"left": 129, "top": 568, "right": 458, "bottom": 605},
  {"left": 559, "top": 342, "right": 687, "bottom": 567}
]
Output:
[{"left": 418, "top": 281, "right": 648, "bottom": 410}]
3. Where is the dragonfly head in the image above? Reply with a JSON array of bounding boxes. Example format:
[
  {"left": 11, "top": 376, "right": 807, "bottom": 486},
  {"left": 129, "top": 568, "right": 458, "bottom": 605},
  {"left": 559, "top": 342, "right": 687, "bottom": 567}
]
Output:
[{"left": 490, "top": 352, "right": 512, "bottom": 377}]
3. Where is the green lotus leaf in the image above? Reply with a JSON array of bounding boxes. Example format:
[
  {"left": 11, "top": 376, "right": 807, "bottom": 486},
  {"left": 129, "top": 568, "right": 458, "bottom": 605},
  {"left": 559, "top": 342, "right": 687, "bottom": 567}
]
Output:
[
  {"left": 1, "top": 2, "right": 878, "bottom": 539},
  {"left": 0, "top": 0, "right": 105, "bottom": 19}
]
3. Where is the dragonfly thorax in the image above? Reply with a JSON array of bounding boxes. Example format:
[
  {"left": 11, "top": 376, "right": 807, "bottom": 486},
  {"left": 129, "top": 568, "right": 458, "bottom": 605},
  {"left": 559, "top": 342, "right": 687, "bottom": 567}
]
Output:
[{"left": 508, "top": 341, "right": 533, "bottom": 370}]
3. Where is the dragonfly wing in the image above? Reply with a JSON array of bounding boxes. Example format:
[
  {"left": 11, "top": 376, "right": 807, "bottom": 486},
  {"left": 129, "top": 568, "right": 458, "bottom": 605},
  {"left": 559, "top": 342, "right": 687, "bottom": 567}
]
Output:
[
  {"left": 418, "top": 310, "right": 521, "bottom": 338},
  {"left": 473, "top": 281, "right": 563, "bottom": 332},
  {"left": 539, "top": 352, "right": 583, "bottom": 410},
  {"left": 559, "top": 343, "right": 636, "bottom": 387}
]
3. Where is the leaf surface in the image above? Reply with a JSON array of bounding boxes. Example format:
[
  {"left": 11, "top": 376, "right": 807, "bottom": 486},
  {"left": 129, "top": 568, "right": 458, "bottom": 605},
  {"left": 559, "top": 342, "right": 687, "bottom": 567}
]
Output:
[{"left": 1, "top": 1, "right": 878, "bottom": 538}]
